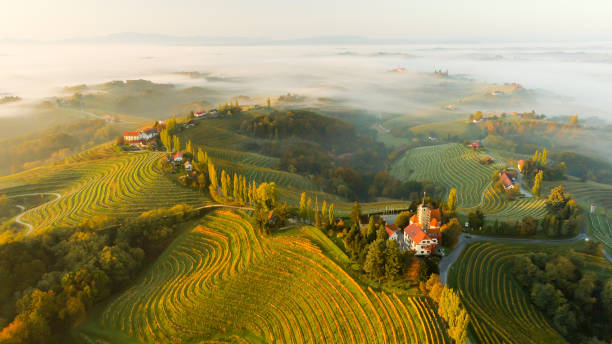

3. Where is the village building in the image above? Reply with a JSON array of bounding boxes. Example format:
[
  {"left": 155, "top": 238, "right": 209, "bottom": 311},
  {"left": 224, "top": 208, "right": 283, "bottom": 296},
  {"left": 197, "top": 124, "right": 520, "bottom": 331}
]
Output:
[
  {"left": 499, "top": 171, "right": 517, "bottom": 190},
  {"left": 402, "top": 203, "right": 442, "bottom": 256},
  {"left": 184, "top": 160, "right": 193, "bottom": 172},
  {"left": 123, "top": 127, "right": 159, "bottom": 146},
  {"left": 404, "top": 224, "right": 436, "bottom": 256},
  {"left": 173, "top": 152, "right": 183, "bottom": 163}
]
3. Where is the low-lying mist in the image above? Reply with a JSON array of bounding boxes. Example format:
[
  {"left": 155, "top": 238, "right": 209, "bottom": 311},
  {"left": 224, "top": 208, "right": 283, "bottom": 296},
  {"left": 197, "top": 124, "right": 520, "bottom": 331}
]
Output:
[{"left": 1, "top": 42, "right": 612, "bottom": 121}]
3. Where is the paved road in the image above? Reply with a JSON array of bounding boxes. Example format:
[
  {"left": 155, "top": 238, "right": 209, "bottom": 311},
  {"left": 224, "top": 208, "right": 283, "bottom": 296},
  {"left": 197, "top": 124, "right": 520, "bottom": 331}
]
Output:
[
  {"left": 9, "top": 193, "right": 62, "bottom": 235},
  {"left": 439, "top": 222, "right": 603, "bottom": 284}
]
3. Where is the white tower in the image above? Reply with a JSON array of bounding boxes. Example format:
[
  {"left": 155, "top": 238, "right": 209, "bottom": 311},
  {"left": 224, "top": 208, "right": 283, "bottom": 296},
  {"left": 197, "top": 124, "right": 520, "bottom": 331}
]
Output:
[{"left": 417, "top": 204, "right": 431, "bottom": 231}]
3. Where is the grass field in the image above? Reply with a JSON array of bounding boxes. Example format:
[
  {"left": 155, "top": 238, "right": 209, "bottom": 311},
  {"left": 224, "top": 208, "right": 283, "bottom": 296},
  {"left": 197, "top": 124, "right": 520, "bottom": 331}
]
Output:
[
  {"left": 75, "top": 210, "right": 450, "bottom": 343},
  {"left": 0, "top": 147, "right": 210, "bottom": 233},
  {"left": 390, "top": 143, "right": 504, "bottom": 208},
  {"left": 448, "top": 241, "right": 568, "bottom": 344}
]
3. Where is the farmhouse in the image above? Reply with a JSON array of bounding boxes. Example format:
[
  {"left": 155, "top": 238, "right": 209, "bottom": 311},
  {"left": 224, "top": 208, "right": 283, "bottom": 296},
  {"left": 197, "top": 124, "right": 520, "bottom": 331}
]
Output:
[
  {"left": 173, "top": 152, "right": 184, "bottom": 163},
  {"left": 184, "top": 160, "right": 193, "bottom": 172},
  {"left": 499, "top": 172, "right": 516, "bottom": 190},
  {"left": 123, "top": 127, "right": 159, "bottom": 146}
]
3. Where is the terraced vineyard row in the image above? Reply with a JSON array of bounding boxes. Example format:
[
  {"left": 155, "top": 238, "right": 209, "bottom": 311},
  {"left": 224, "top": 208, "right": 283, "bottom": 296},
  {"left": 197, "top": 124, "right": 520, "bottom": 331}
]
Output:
[
  {"left": 205, "top": 146, "right": 279, "bottom": 169},
  {"left": 448, "top": 242, "right": 566, "bottom": 344},
  {"left": 390, "top": 143, "right": 504, "bottom": 208},
  {"left": 4, "top": 151, "right": 210, "bottom": 232},
  {"left": 76, "top": 211, "right": 449, "bottom": 343},
  {"left": 215, "top": 158, "right": 319, "bottom": 192},
  {"left": 542, "top": 180, "right": 612, "bottom": 209},
  {"left": 588, "top": 212, "right": 612, "bottom": 254},
  {"left": 480, "top": 184, "right": 548, "bottom": 220}
]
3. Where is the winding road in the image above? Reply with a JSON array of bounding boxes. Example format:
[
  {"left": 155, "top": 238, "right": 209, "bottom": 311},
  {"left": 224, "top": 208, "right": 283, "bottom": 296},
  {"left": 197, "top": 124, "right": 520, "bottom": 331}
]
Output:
[
  {"left": 438, "top": 221, "right": 609, "bottom": 284},
  {"left": 9, "top": 193, "right": 62, "bottom": 235}
]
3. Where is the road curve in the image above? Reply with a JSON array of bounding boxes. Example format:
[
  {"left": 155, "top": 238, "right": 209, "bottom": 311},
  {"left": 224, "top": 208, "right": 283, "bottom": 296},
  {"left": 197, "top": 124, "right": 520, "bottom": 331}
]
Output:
[
  {"left": 439, "top": 222, "right": 602, "bottom": 284},
  {"left": 9, "top": 193, "right": 62, "bottom": 235}
]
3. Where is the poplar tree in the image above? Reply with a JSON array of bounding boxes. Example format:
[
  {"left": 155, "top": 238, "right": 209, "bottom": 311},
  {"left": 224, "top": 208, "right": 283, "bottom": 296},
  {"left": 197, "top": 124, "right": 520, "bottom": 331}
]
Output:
[
  {"left": 306, "top": 198, "right": 313, "bottom": 223},
  {"left": 541, "top": 148, "right": 547, "bottom": 166},
  {"left": 328, "top": 204, "right": 335, "bottom": 225},
  {"left": 173, "top": 135, "right": 180, "bottom": 152},
  {"left": 208, "top": 162, "right": 218, "bottom": 189},
  {"left": 448, "top": 188, "right": 458, "bottom": 213},
  {"left": 233, "top": 173, "right": 240, "bottom": 201},
  {"left": 532, "top": 170, "right": 543, "bottom": 197},
  {"left": 299, "top": 192, "right": 307, "bottom": 220},
  {"left": 196, "top": 148, "right": 204, "bottom": 163},
  {"left": 321, "top": 201, "right": 328, "bottom": 223},
  {"left": 220, "top": 170, "right": 229, "bottom": 197},
  {"left": 186, "top": 140, "right": 193, "bottom": 155}
]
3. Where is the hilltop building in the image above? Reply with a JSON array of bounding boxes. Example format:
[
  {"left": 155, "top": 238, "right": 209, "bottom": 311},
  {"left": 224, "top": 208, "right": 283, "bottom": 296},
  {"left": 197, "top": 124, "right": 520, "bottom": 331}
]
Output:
[
  {"left": 123, "top": 127, "right": 159, "bottom": 146},
  {"left": 402, "top": 203, "right": 442, "bottom": 256}
]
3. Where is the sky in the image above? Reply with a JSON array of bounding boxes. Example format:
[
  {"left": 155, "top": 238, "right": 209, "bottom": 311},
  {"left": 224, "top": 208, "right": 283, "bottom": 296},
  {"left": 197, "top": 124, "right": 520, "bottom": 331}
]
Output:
[{"left": 3, "top": 0, "right": 612, "bottom": 42}]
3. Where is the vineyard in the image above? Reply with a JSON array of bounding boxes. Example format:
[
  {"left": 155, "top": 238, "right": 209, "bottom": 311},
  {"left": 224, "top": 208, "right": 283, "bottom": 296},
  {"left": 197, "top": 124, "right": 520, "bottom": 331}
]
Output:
[
  {"left": 542, "top": 179, "right": 612, "bottom": 209},
  {"left": 588, "top": 212, "right": 612, "bottom": 255},
  {"left": 390, "top": 143, "right": 504, "bottom": 208},
  {"left": 448, "top": 241, "right": 567, "bottom": 344},
  {"left": 479, "top": 184, "right": 548, "bottom": 220},
  {"left": 0, "top": 148, "right": 210, "bottom": 233},
  {"left": 76, "top": 210, "right": 450, "bottom": 343}
]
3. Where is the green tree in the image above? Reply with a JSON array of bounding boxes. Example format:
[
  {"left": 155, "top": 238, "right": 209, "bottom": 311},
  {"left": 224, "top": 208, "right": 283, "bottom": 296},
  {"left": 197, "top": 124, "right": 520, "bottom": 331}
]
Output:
[
  {"left": 367, "top": 216, "right": 376, "bottom": 242},
  {"left": 385, "top": 240, "right": 402, "bottom": 280},
  {"left": 448, "top": 188, "right": 457, "bottom": 213},
  {"left": 394, "top": 211, "right": 411, "bottom": 229},
  {"left": 350, "top": 201, "right": 361, "bottom": 227},
  {"left": 364, "top": 239, "right": 386, "bottom": 280}
]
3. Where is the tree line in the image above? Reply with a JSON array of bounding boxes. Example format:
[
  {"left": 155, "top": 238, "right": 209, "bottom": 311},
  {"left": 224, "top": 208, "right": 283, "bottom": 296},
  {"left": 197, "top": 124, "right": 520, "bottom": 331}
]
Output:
[
  {"left": 0, "top": 204, "right": 196, "bottom": 343},
  {"left": 512, "top": 250, "right": 612, "bottom": 342}
]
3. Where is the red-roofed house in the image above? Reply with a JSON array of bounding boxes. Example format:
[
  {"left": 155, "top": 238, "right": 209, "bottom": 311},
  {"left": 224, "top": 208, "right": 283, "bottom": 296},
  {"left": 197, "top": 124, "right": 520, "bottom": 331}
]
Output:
[
  {"left": 184, "top": 160, "right": 192, "bottom": 172},
  {"left": 123, "top": 131, "right": 140, "bottom": 144},
  {"left": 173, "top": 152, "right": 183, "bottom": 162},
  {"left": 500, "top": 172, "right": 514, "bottom": 190},
  {"left": 404, "top": 224, "right": 436, "bottom": 256}
]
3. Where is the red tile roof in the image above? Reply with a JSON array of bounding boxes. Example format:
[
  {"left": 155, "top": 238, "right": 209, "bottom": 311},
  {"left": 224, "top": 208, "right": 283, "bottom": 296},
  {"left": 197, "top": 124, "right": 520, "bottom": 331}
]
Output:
[
  {"left": 385, "top": 224, "right": 398, "bottom": 238},
  {"left": 500, "top": 172, "right": 513, "bottom": 188},
  {"left": 430, "top": 209, "right": 441, "bottom": 222},
  {"left": 123, "top": 131, "right": 139, "bottom": 137},
  {"left": 404, "top": 224, "right": 430, "bottom": 244},
  {"left": 430, "top": 217, "right": 439, "bottom": 227}
]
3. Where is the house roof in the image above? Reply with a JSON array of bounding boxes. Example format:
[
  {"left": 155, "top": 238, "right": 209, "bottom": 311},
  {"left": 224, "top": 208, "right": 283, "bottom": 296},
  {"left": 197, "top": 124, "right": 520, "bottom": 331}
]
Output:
[
  {"left": 430, "top": 217, "right": 439, "bottom": 227},
  {"left": 430, "top": 209, "right": 441, "bottom": 222},
  {"left": 173, "top": 152, "right": 183, "bottom": 159},
  {"left": 500, "top": 173, "right": 513, "bottom": 188},
  {"left": 124, "top": 131, "right": 139, "bottom": 137},
  {"left": 184, "top": 161, "right": 191, "bottom": 166},
  {"left": 385, "top": 224, "right": 398, "bottom": 238},
  {"left": 410, "top": 214, "right": 418, "bottom": 224},
  {"left": 404, "top": 224, "right": 430, "bottom": 244}
]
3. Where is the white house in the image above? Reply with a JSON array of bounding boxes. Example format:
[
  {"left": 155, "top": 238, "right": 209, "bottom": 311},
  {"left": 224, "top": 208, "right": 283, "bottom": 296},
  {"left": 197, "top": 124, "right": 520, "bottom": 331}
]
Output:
[
  {"left": 173, "top": 152, "right": 183, "bottom": 162},
  {"left": 184, "top": 160, "right": 193, "bottom": 172},
  {"left": 404, "top": 223, "right": 436, "bottom": 256}
]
